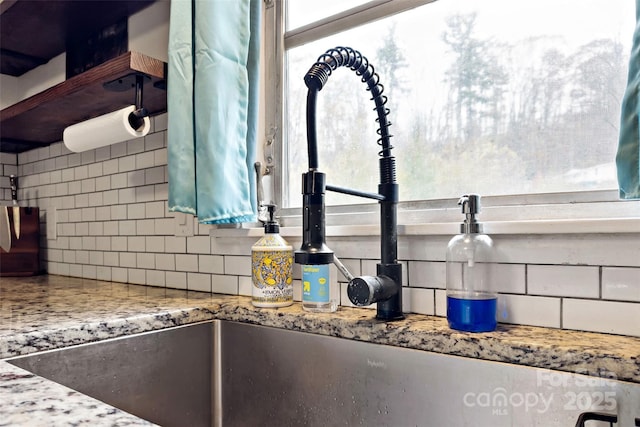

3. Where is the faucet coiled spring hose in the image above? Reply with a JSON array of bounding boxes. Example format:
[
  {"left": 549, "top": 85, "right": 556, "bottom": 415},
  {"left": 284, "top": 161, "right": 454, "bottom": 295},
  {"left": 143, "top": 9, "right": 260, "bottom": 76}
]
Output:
[{"left": 304, "top": 46, "right": 396, "bottom": 186}]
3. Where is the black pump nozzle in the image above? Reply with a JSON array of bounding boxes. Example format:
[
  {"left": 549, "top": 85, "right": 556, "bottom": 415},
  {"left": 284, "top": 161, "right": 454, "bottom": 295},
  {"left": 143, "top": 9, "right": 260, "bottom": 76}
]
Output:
[{"left": 264, "top": 204, "right": 280, "bottom": 234}]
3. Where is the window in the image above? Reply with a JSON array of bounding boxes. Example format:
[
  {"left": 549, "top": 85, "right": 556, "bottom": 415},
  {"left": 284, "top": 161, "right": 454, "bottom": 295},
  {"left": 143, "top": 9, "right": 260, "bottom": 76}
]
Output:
[{"left": 267, "top": 0, "right": 636, "bottom": 220}]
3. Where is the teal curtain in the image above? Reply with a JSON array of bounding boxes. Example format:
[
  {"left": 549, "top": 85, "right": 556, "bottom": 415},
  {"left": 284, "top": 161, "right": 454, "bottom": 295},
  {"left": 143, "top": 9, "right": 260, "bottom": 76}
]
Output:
[
  {"left": 167, "top": 0, "right": 261, "bottom": 223},
  {"left": 617, "top": 0, "right": 640, "bottom": 199}
]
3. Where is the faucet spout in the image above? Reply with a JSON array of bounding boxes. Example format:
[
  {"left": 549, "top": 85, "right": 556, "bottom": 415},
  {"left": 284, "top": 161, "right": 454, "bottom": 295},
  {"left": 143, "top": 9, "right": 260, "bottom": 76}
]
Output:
[{"left": 295, "top": 46, "right": 404, "bottom": 321}]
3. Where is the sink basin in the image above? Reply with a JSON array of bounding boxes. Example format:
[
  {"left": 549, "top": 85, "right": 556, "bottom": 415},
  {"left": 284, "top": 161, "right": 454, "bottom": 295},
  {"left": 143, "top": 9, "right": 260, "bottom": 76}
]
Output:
[{"left": 8, "top": 320, "right": 640, "bottom": 426}]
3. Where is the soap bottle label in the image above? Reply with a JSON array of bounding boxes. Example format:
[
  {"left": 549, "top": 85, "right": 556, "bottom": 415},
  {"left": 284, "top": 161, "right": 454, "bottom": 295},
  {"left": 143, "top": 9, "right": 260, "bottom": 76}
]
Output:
[
  {"left": 302, "top": 264, "right": 330, "bottom": 303},
  {"left": 252, "top": 249, "right": 293, "bottom": 306}
]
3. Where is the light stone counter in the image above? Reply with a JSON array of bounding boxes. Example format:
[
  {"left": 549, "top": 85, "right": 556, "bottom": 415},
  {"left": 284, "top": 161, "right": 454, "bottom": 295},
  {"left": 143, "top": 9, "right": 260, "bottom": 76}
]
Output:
[{"left": 1, "top": 275, "right": 639, "bottom": 425}]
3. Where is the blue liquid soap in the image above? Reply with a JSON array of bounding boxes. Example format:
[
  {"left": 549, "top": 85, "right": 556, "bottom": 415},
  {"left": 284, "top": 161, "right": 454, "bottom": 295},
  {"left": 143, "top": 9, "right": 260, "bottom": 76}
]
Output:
[{"left": 447, "top": 296, "right": 497, "bottom": 332}]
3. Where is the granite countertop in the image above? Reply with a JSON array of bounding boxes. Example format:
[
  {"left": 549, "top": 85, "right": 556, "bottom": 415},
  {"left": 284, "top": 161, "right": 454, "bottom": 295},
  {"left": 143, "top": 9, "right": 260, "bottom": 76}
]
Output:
[{"left": 1, "top": 275, "right": 639, "bottom": 425}]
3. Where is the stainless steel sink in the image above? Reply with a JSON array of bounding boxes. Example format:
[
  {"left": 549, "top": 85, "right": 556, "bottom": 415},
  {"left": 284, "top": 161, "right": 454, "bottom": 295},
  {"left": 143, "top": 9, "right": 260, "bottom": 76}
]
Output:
[{"left": 8, "top": 320, "right": 640, "bottom": 426}]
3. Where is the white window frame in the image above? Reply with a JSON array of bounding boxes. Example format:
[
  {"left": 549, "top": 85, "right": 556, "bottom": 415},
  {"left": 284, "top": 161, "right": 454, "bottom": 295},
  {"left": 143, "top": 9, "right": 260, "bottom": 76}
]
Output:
[{"left": 260, "top": 0, "right": 640, "bottom": 235}]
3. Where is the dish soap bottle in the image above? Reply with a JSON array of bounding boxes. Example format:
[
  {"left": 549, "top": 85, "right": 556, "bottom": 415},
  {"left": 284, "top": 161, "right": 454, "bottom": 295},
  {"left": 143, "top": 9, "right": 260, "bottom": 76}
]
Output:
[
  {"left": 301, "top": 263, "right": 338, "bottom": 312},
  {"left": 446, "top": 194, "right": 497, "bottom": 332},
  {"left": 251, "top": 204, "right": 293, "bottom": 307}
]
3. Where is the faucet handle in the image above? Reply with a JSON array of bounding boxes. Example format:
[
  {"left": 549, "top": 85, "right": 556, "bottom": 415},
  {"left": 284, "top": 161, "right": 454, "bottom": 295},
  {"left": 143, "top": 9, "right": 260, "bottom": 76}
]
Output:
[{"left": 348, "top": 275, "right": 396, "bottom": 306}]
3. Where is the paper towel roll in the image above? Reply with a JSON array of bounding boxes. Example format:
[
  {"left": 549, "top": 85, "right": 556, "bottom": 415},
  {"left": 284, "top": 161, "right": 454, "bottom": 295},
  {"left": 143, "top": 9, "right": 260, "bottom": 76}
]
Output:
[{"left": 63, "top": 105, "right": 151, "bottom": 153}]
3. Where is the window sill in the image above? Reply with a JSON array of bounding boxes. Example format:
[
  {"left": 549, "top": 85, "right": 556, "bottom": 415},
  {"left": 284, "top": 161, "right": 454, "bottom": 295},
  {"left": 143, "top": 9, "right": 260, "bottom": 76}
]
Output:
[{"left": 210, "top": 217, "right": 639, "bottom": 238}]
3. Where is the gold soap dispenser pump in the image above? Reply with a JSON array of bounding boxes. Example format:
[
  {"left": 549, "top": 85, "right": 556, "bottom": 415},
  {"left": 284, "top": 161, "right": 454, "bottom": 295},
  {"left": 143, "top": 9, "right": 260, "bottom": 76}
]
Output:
[{"left": 251, "top": 204, "right": 294, "bottom": 307}]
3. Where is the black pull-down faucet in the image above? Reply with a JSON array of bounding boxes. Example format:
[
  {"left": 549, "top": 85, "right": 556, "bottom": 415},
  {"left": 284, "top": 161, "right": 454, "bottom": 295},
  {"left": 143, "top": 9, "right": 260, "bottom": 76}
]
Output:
[{"left": 294, "top": 46, "right": 404, "bottom": 321}]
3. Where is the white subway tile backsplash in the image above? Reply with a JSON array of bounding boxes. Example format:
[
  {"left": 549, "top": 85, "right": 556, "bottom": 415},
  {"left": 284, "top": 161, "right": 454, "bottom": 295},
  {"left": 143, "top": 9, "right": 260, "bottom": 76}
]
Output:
[
  {"left": 95, "top": 146, "right": 110, "bottom": 162},
  {"left": 74, "top": 193, "right": 89, "bottom": 207},
  {"left": 408, "top": 261, "right": 446, "bottom": 289},
  {"left": 96, "top": 206, "right": 111, "bottom": 221},
  {"left": 119, "top": 188, "right": 136, "bottom": 204},
  {"left": 497, "top": 294, "right": 561, "bottom": 328},
  {"left": 137, "top": 253, "right": 155, "bottom": 269},
  {"left": 165, "top": 236, "right": 186, "bottom": 253},
  {"left": 89, "top": 251, "right": 104, "bottom": 266},
  {"left": 111, "top": 141, "right": 127, "bottom": 158},
  {"left": 76, "top": 222, "right": 89, "bottom": 236},
  {"left": 50, "top": 170, "right": 62, "bottom": 183},
  {"left": 69, "top": 237, "right": 82, "bottom": 250},
  {"left": 128, "top": 236, "right": 145, "bottom": 252},
  {"left": 154, "top": 218, "right": 173, "bottom": 235},
  {"left": 112, "top": 237, "right": 127, "bottom": 252},
  {"left": 493, "top": 264, "right": 526, "bottom": 294},
  {"left": 112, "top": 267, "right": 128, "bottom": 283},
  {"left": 602, "top": 267, "right": 640, "bottom": 302},
  {"left": 76, "top": 250, "right": 89, "bottom": 264},
  {"left": 82, "top": 265, "right": 97, "bottom": 279},
  {"left": 88, "top": 163, "right": 103, "bottom": 178},
  {"left": 128, "top": 268, "right": 146, "bottom": 285},
  {"left": 62, "top": 168, "right": 74, "bottom": 182},
  {"left": 128, "top": 204, "right": 146, "bottom": 219},
  {"left": 68, "top": 209, "right": 82, "bottom": 223},
  {"left": 154, "top": 148, "right": 167, "bottom": 167},
  {"left": 435, "top": 289, "right": 446, "bottom": 316},
  {"left": 187, "top": 236, "right": 210, "bottom": 254},
  {"left": 154, "top": 183, "right": 168, "bottom": 201},
  {"left": 74, "top": 165, "right": 88, "bottom": 180},
  {"left": 146, "top": 236, "right": 165, "bottom": 252},
  {"left": 146, "top": 270, "right": 165, "bottom": 287},
  {"left": 119, "top": 156, "right": 136, "bottom": 172},
  {"left": 111, "top": 205, "right": 127, "bottom": 220},
  {"left": 156, "top": 254, "right": 176, "bottom": 270},
  {"left": 225, "top": 255, "right": 250, "bottom": 276},
  {"left": 145, "top": 201, "right": 165, "bottom": 218},
  {"left": 528, "top": 265, "right": 599, "bottom": 298},
  {"left": 145, "top": 166, "right": 165, "bottom": 185},
  {"left": 563, "top": 299, "right": 640, "bottom": 337},
  {"left": 96, "top": 236, "right": 111, "bottom": 251},
  {"left": 166, "top": 271, "right": 187, "bottom": 289},
  {"left": 81, "top": 207, "right": 95, "bottom": 222},
  {"left": 211, "top": 274, "right": 239, "bottom": 295},
  {"left": 127, "top": 138, "right": 145, "bottom": 155},
  {"left": 119, "top": 220, "right": 136, "bottom": 236},
  {"left": 127, "top": 170, "right": 145, "bottom": 187},
  {"left": 95, "top": 176, "right": 110, "bottom": 191},
  {"left": 136, "top": 152, "right": 155, "bottom": 169},
  {"left": 409, "top": 287, "right": 435, "bottom": 315},
  {"left": 80, "top": 151, "right": 94, "bottom": 165},
  {"left": 136, "top": 185, "right": 155, "bottom": 202},
  {"left": 88, "top": 222, "right": 103, "bottom": 236},
  {"left": 136, "top": 219, "right": 155, "bottom": 235},
  {"left": 82, "top": 236, "right": 96, "bottom": 250},
  {"left": 103, "top": 159, "right": 119, "bottom": 176},
  {"left": 88, "top": 193, "right": 103, "bottom": 207},
  {"left": 199, "top": 255, "right": 224, "bottom": 274},
  {"left": 176, "top": 254, "right": 198, "bottom": 272},
  {"left": 187, "top": 273, "right": 211, "bottom": 292},
  {"left": 238, "top": 276, "right": 252, "bottom": 296},
  {"left": 145, "top": 132, "right": 165, "bottom": 151},
  {"left": 103, "top": 221, "right": 119, "bottom": 236},
  {"left": 120, "top": 252, "right": 137, "bottom": 268},
  {"left": 96, "top": 266, "right": 112, "bottom": 281}
]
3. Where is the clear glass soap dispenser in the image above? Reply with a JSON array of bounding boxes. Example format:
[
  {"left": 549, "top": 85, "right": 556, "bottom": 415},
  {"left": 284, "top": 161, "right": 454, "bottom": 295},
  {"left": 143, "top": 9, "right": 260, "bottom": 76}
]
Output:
[{"left": 446, "top": 194, "right": 497, "bottom": 332}]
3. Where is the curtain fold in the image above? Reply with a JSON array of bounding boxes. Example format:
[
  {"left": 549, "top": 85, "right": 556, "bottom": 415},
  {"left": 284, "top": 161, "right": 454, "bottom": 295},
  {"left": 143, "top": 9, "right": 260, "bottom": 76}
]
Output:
[
  {"left": 168, "top": 0, "right": 261, "bottom": 223},
  {"left": 616, "top": 0, "right": 640, "bottom": 200}
]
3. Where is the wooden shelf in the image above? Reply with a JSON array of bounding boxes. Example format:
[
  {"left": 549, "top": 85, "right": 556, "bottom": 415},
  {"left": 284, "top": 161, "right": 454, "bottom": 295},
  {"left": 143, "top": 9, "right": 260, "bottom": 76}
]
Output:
[{"left": 0, "top": 52, "right": 167, "bottom": 154}]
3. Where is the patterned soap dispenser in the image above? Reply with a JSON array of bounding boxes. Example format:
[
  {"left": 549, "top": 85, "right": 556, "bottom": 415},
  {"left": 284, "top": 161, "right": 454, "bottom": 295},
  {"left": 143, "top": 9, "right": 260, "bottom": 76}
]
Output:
[{"left": 251, "top": 204, "right": 294, "bottom": 307}]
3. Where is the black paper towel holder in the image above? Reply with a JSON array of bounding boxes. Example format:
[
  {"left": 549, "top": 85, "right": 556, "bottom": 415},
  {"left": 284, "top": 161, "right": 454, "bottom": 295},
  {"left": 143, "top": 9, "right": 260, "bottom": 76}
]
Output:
[{"left": 103, "top": 73, "right": 150, "bottom": 131}]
